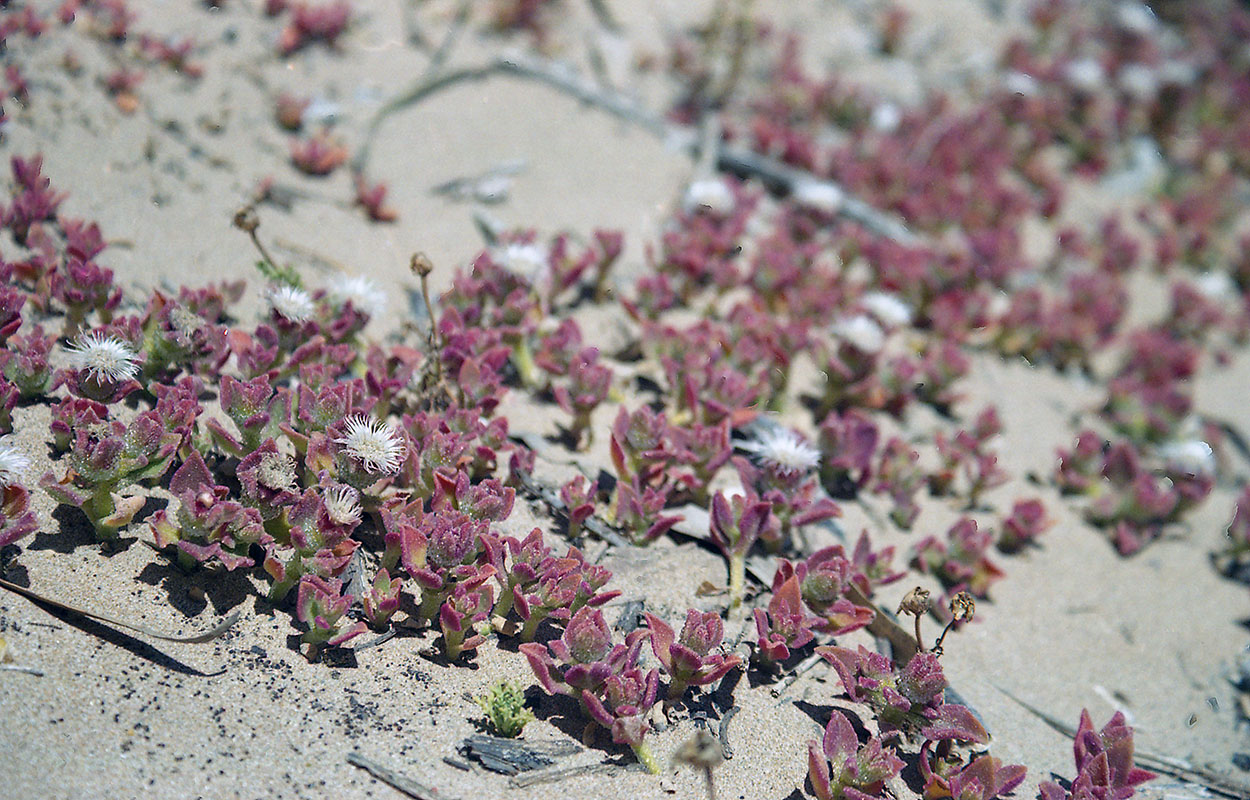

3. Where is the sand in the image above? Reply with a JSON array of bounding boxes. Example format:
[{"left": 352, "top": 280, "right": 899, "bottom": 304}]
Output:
[{"left": 1, "top": 2, "right": 1247, "bottom": 799}]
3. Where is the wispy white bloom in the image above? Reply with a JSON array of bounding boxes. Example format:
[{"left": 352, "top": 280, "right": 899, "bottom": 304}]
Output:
[
  {"left": 323, "top": 484, "right": 362, "bottom": 527},
  {"left": 1117, "top": 63, "right": 1158, "bottom": 99},
  {"left": 66, "top": 331, "right": 140, "bottom": 383},
  {"left": 264, "top": 284, "right": 315, "bottom": 324},
  {"left": 1158, "top": 439, "right": 1215, "bottom": 477},
  {"left": 334, "top": 415, "right": 404, "bottom": 475},
  {"left": 1003, "top": 71, "right": 1040, "bottom": 97},
  {"left": 328, "top": 274, "right": 387, "bottom": 320},
  {"left": 870, "top": 102, "right": 902, "bottom": 133},
  {"left": 793, "top": 180, "right": 844, "bottom": 214},
  {"left": 1157, "top": 60, "right": 1197, "bottom": 87},
  {"left": 0, "top": 438, "right": 30, "bottom": 488},
  {"left": 499, "top": 242, "right": 550, "bottom": 286},
  {"left": 1193, "top": 271, "right": 1236, "bottom": 302},
  {"left": 740, "top": 426, "right": 821, "bottom": 476},
  {"left": 831, "top": 314, "right": 886, "bottom": 354},
  {"left": 1064, "top": 58, "right": 1106, "bottom": 92},
  {"left": 683, "top": 179, "right": 734, "bottom": 214},
  {"left": 861, "top": 291, "right": 913, "bottom": 328},
  {"left": 1114, "top": 2, "right": 1157, "bottom": 35}
]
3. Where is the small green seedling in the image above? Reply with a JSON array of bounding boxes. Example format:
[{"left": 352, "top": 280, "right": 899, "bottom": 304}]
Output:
[{"left": 476, "top": 679, "right": 535, "bottom": 738}]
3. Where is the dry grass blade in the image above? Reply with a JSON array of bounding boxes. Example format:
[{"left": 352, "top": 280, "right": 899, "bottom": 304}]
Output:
[
  {"left": 0, "top": 577, "right": 240, "bottom": 644},
  {"left": 346, "top": 752, "right": 457, "bottom": 800}
]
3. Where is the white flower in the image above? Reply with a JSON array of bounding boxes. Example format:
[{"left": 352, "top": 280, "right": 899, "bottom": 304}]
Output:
[
  {"left": 793, "top": 180, "right": 845, "bottom": 214},
  {"left": 861, "top": 291, "right": 913, "bottom": 328},
  {"left": 1157, "top": 60, "right": 1197, "bottom": 87},
  {"left": 323, "top": 484, "right": 362, "bottom": 527},
  {"left": 683, "top": 178, "right": 734, "bottom": 214},
  {"left": 1003, "top": 71, "right": 1040, "bottom": 97},
  {"left": 1064, "top": 58, "right": 1106, "bottom": 92},
  {"left": 1193, "top": 271, "right": 1236, "bottom": 302},
  {"left": 740, "top": 426, "right": 821, "bottom": 477},
  {"left": 870, "top": 101, "right": 902, "bottom": 133},
  {"left": 499, "top": 242, "right": 550, "bottom": 286},
  {"left": 1158, "top": 439, "right": 1215, "bottom": 477},
  {"left": 831, "top": 314, "right": 886, "bottom": 354},
  {"left": 1117, "top": 63, "right": 1158, "bottom": 99},
  {"left": 264, "top": 284, "right": 315, "bottom": 324},
  {"left": 328, "top": 274, "right": 387, "bottom": 320},
  {"left": 1114, "top": 2, "right": 1157, "bottom": 35},
  {"left": 334, "top": 415, "right": 404, "bottom": 475},
  {"left": 66, "top": 331, "right": 140, "bottom": 383},
  {"left": 0, "top": 438, "right": 30, "bottom": 488}
]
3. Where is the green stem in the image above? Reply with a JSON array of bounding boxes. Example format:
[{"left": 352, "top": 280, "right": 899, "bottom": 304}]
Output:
[
  {"left": 512, "top": 336, "right": 538, "bottom": 389},
  {"left": 728, "top": 553, "right": 745, "bottom": 616},
  {"left": 632, "top": 741, "right": 660, "bottom": 775},
  {"left": 520, "top": 611, "right": 546, "bottom": 642},
  {"left": 85, "top": 489, "right": 119, "bottom": 542}
]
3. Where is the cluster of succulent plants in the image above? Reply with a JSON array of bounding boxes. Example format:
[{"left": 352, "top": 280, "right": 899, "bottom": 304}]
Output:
[{"left": 1, "top": 0, "right": 1227, "bottom": 795}]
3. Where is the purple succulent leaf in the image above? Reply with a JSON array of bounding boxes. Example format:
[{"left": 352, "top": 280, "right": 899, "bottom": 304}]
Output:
[{"left": 921, "top": 703, "right": 990, "bottom": 745}]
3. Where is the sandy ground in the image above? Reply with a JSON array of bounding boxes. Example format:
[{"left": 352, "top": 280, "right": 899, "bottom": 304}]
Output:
[{"left": 1, "top": 2, "right": 1248, "bottom": 799}]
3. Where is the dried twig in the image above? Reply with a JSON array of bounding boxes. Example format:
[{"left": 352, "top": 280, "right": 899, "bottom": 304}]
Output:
[
  {"left": 508, "top": 761, "right": 623, "bottom": 788},
  {"left": 357, "top": 54, "right": 916, "bottom": 244},
  {"left": 0, "top": 577, "right": 240, "bottom": 644},
  {"left": 346, "top": 752, "right": 457, "bottom": 800},
  {"left": 771, "top": 651, "right": 824, "bottom": 700},
  {"left": 0, "top": 664, "right": 44, "bottom": 676}
]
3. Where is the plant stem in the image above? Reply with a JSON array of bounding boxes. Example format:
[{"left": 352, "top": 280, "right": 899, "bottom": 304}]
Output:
[
  {"left": 728, "top": 553, "right": 745, "bottom": 616},
  {"left": 632, "top": 741, "right": 661, "bottom": 775}
]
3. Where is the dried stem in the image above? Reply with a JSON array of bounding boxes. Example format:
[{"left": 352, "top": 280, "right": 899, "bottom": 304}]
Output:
[{"left": 357, "top": 54, "right": 916, "bottom": 244}]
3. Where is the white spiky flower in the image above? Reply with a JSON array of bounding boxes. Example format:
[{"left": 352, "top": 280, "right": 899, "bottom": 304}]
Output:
[
  {"left": 323, "top": 484, "right": 362, "bottom": 527},
  {"left": 831, "top": 314, "right": 886, "bottom": 354},
  {"left": 683, "top": 178, "right": 734, "bottom": 214},
  {"left": 328, "top": 274, "right": 387, "bottom": 320},
  {"left": 861, "top": 291, "right": 913, "bottom": 328},
  {"left": 334, "top": 415, "right": 404, "bottom": 475},
  {"left": 264, "top": 284, "right": 315, "bottom": 324},
  {"left": 66, "top": 331, "right": 140, "bottom": 383},
  {"left": 740, "top": 426, "right": 821, "bottom": 477},
  {"left": 499, "top": 242, "right": 550, "bottom": 284},
  {"left": 0, "top": 438, "right": 30, "bottom": 488}
]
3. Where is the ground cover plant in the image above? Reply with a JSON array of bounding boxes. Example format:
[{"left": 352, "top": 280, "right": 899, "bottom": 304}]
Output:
[{"left": 0, "top": 1, "right": 1247, "bottom": 798}]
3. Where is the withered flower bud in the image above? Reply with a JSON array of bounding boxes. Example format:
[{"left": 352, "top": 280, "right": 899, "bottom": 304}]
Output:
[
  {"left": 949, "top": 591, "right": 976, "bottom": 622},
  {"left": 410, "top": 252, "right": 434, "bottom": 278},
  {"left": 897, "top": 586, "right": 931, "bottom": 617}
]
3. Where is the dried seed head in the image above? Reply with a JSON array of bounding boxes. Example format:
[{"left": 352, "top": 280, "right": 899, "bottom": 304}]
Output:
[
  {"left": 673, "top": 729, "right": 723, "bottom": 771},
  {"left": 949, "top": 591, "right": 976, "bottom": 622},
  {"left": 410, "top": 252, "right": 433, "bottom": 278},
  {"left": 257, "top": 451, "right": 297, "bottom": 491},
  {"left": 897, "top": 586, "right": 931, "bottom": 617},
  {"left": 233, "top": 206, "right": 259, "bottom": 233}
]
